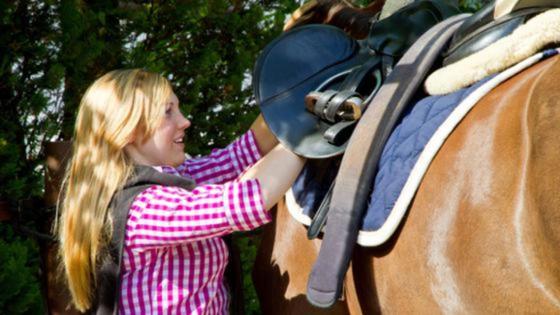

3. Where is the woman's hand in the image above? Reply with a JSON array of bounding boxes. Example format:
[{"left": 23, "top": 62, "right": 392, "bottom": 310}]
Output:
[{"left": 240, "top": 143, "right": 305, "bottom": 210}]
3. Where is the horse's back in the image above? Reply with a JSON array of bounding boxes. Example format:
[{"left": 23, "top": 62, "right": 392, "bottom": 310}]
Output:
[{"left": 352, "top": 54, "right": 560, "bottom": 314}]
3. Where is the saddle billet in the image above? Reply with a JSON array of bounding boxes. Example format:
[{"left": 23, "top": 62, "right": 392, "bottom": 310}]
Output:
[{"left": 306, "top": 14, "right": 470, "bottom": 308}]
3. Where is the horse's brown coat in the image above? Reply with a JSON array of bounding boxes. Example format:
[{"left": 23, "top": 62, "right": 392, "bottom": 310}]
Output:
[
  {"left": 254, "top": 55, "right": 560, "bottom": 314},
  {"left": 254, "top": 198, "right": 351, "bottom": 315}
]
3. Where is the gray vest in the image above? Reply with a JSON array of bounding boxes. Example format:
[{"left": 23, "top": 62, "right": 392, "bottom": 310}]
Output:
[{"left": 93, "top": 165, "right": 195, "bottom": 315}]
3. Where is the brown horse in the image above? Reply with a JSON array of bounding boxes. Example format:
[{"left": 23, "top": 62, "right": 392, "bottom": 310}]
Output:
[{"left": 253, "top": 1, "right": 560, "bottom": 314}]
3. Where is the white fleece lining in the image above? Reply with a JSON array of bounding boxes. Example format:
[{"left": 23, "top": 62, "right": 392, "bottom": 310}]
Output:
[
  {"left": 285, "top": 50, "right": 557, "bottom": 246},
  {"left": 425, "top": 9, "right": 560, "bottom": 95},
  {"left": 285, "top": 188, "right": 313, "bottom": 226}
]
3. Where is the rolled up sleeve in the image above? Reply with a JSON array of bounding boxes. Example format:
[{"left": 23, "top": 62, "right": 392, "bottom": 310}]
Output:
[
  {"left": 177, "top": 131, "right": 262, "bottom": 185},
  {"left": 222, "top": 179, "right": 270, "bottom": 231},
  {"left": 125, "top": 179, "right": 270, "bottom": 251}
]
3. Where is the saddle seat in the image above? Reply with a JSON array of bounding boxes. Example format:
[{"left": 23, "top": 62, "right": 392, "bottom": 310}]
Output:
[
  {"left": 443, "top": 0, "right": 560, "bottom": 65},
  {"left": 298, "top": 1, "right": 560, "bottom": 241}
]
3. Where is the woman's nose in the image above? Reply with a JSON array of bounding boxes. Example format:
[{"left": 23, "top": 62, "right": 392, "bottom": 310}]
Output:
[{"left": 179, "top": 115, "right": 191, "bottom": 130}]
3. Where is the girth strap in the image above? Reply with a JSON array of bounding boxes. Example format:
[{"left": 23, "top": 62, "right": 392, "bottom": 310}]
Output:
[{"left": 305, "top": 14, "right": 470, "bottom": 308}]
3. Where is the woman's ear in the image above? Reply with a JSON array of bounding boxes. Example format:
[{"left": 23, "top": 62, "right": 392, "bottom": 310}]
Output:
[
  {"left": 126, "top": 127, "right": 143, "bottom": 145},
  {"left": 128, "top": 124, "right": 149, "bottom": 145},
  {"left": 126, "top": 133, "right": 137, "bottom": 145}
]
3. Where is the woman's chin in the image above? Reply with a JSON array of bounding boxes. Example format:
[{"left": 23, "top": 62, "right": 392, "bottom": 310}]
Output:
[{"left": 171, "top": 155, "right": 186, "bottom": 168}]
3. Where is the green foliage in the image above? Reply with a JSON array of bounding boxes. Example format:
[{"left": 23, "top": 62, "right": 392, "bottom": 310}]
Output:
[
  {"left": 459, "top": 0, "right": 489, "bottom": 12},
  {"left": 0, "top": 224, "right": 44, "bottom": 314},
  {"left": 0, "top": 1, "right": 59, "bottom": 201},
  {"left": 120, "top": 0, "right": 299, "bottom": 155},
  {"left": 234, "top": 232, "right": 263, "bottom": 314}
]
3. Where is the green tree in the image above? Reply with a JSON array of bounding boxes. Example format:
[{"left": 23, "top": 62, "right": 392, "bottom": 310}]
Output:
[
  {"left": 0, "top": 1, "right": 59, "bottom": 201},
  {"left": 0, "top": 224, "right": 44, "bottom": 314},
  {"left": 120, "top": 0, "right": 298, "bottom": 155},
  {"left": 57, "top": 0, "right": 126, "bottom": 139}
]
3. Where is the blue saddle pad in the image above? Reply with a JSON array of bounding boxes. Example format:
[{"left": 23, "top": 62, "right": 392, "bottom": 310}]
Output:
[{"left": 362, "top": 76, "right": 491, "bottom": 230}]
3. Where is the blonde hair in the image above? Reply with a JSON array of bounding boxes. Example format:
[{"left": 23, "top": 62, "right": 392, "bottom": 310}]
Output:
[{"left": 57, "top": 69, "right": 173, "bottom": 311}]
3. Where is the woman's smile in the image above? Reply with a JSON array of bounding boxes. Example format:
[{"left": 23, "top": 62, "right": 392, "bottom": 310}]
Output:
[{"left": 174, "top": 134, "right": 185, "bottom": 148}]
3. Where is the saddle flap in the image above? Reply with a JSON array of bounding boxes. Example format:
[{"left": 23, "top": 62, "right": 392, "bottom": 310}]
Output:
[
  {"left": 253, "top": 24, "right": 368, "bottom": 158},
  {"left": 254, "top": 25, "right": 358, "bottom": 104}
]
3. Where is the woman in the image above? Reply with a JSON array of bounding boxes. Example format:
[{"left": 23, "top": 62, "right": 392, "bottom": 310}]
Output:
[{"left": 57, "top": 69, "right": 305, "bottom": 314}]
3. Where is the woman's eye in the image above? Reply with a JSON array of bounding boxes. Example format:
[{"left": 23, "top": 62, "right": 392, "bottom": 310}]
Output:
[{"left": 165, "top": 107, "right": 172, "bottom": 116}]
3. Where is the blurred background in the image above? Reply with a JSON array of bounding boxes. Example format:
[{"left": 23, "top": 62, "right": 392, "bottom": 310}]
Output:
[{"left": 0, "top": 0, "right": 485, "bottom": 314}]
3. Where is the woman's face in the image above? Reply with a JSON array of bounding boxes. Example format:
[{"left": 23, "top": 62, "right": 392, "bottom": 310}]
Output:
[{"left": 126, "top": 92, "right": 191, "bottom": 167}]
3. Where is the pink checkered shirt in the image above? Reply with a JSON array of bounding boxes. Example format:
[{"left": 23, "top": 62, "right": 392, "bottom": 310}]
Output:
[{"left": 118, "top": 131, "right": 270, "bottom": 314}]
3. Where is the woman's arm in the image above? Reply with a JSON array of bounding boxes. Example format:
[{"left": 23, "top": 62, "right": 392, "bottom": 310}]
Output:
[
  {"left": 178, "top": 131, "right": 261, "bottom": 185},
  {"left": 178, "top": 114, "right": 279, "bottom": 185},
  {"left": 240, "top": 142, "right": 305, "bottom": 210},
  {"left": 126, "top": 144, "right": 304, "bottom": 250},
  {"left": 125, "top": 180, "right": 270, "bottom": 250},
  {"left": 249, "top": 114, "right": 279, "bottom": 156}
]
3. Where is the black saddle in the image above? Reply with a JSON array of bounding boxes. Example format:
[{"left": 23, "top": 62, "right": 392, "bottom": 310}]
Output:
[
  {"left": 253, "top": 0, "right": 460, "bottom": 159},
  {"left": 253, "top": 24, "right": 367, "bottom": 159}
]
